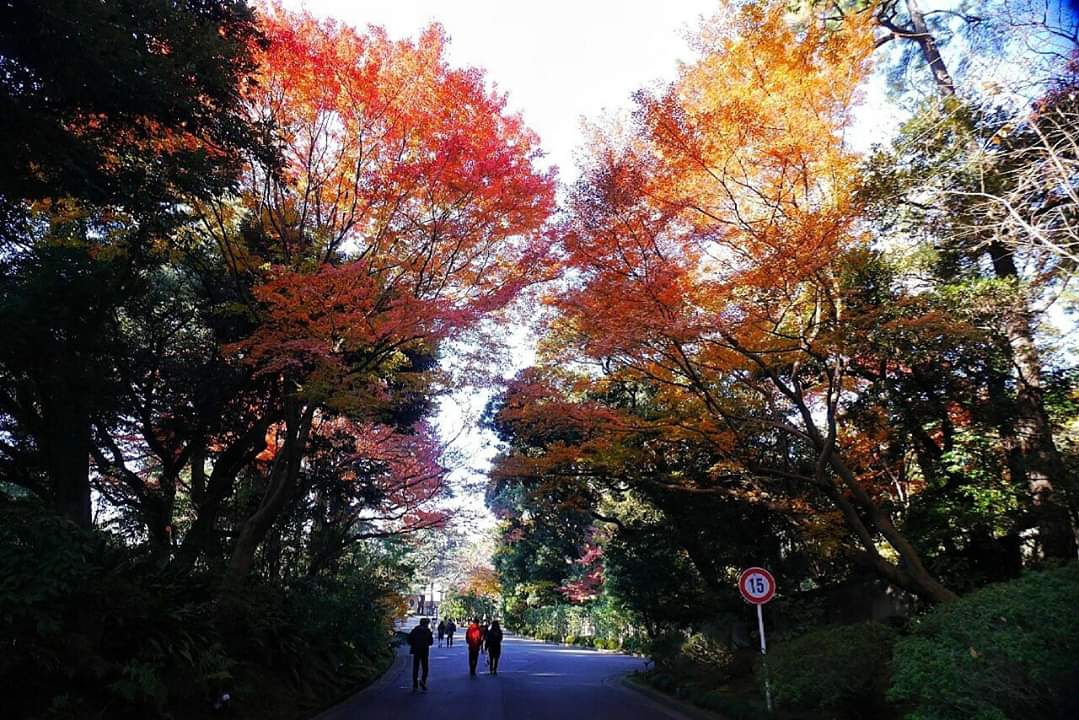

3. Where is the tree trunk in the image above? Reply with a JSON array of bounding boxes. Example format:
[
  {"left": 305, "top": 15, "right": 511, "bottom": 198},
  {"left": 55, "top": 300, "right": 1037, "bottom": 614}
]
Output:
[
  {"left": 190, "top": 443, "right": 206, "bottom": 506},
  {"left": 170, "top": 417, "right": 273, "bottom": 574},
  {"left": 892, "top": 0, "right": 1076, "bottom": 559},
  {"left": 145, "top": 474, "right": 178, "bottom": 566},
  {"left": 826, "top": 454, "right": 959, "bottom": 604},
  {"left": 729, "top": 336, "right": 958, "bottom": 604},
  {"left": 782, "top": 369, "right": 958, "bottom": 603},
  {"left": 43, "top": 394, "right": 92, "bottom": 527},
  {"left": 903, "top": 0, "right": 956, "bottom": 96},
  {"left": 221, "top": 404, "right": 313, "bottom": 591},
  {"left": 305, "top": 488, "right": 345, "bottom": 578},
  {"left": 986, "top": 243, "right": 1076, "bottom": 559}
]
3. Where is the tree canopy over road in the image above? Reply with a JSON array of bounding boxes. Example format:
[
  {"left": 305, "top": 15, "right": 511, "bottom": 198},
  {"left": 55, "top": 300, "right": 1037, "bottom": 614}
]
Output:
[{"left": 1, "top": 1, "right": 1077, "bottom": 719}]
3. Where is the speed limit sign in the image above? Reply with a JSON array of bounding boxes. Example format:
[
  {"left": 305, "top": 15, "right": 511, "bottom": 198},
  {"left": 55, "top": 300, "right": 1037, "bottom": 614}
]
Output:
[
  {"left": 738, "top": 566, "right": 776, "bottom": 605},
  {"left": 739, "top": 567, "right": 777, "bottom": 712}
]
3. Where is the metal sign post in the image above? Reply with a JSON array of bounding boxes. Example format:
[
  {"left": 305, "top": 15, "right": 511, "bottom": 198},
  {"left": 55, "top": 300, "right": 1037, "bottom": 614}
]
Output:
[
  {"left": 738, "top": 567, "right": 776, "bottom": 713},
  {"left": 756, "top": 603, "right": 772, "bottom": 712}
]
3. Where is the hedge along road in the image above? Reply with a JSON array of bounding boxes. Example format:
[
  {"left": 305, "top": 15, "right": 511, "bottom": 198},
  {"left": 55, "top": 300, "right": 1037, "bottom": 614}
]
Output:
[{"left": 315, "top": 632, "right": 694, "bottom": 720}]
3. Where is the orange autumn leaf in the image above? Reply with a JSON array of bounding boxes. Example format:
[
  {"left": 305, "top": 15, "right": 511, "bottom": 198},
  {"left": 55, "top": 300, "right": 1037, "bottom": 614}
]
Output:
[{"left": 221, "top": 6, "right": 557, "bottom": 395}]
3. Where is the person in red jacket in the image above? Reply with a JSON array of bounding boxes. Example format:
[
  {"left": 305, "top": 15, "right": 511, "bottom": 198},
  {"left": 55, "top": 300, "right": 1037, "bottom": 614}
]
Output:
[{"left": 465, "top": 618, "right": 484, "bottom": 676}]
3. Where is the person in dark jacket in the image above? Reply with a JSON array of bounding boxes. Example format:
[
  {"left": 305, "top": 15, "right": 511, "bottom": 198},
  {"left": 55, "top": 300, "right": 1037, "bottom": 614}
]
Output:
[
  {"left": 436, "top": 619, "right": 446, "bottom": 648},
  {"left": 485, "top": 621, "right": 504, "bottom": 675},
  {"left": 465, "top": 619, "right": 484, "bottom": 676},
  {"left": 408, "top": 618, "right": 434, "bottom": 692},
  {"left": 445, "top": 618, "right": 457, "bottom": 647}
]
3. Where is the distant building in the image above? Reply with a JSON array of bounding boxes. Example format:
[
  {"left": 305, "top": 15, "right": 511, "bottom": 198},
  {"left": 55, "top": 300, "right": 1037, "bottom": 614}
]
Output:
[{"left": 406, "top": 584, "right": 444, "bottom": 617}]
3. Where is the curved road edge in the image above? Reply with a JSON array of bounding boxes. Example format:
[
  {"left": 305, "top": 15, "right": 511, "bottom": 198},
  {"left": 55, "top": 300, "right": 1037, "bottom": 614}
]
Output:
[
  {"left": 310, "top": 646, "right": 409, "bottom": 720},
  {"left": 614, "top": 674, "right": 730, "bottom": 720}
]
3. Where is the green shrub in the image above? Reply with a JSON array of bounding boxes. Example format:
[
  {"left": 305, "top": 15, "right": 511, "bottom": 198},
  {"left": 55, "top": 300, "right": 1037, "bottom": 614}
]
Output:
[
  {"left": 622, "top": 634, "right": 647, "bottom": 654},
  {"left": 596, "top": 637, "right": 620, "bottom": 650},
  {"left": 0, "top": 501, "right": 401, "bottom": 719},
  {"left": 639, "top": 624, "right": 749, "bottom": 692},
  {"left": 681, "top": 626, "right": 743, "bottom": 682},
  {"left": 888, "top": 563, "right": 1079, "bottom": 720},
  {"left": 0, "top": 501, "right": 229, "bottom": 718},
  {"left": 696, "top": 691, "right": 759, "bottom": 720},
  {"left": 641, "top": 669, "right": 676, "bottom": 693},
  {"left": 648, "top": 630, "right": 689, "bottom": 670},
  {"left": 765, "top": 621, "right": 898, "bottom": 718},
  {"left": 510, "top": 598, "right": 640, "bottom": 651},
  {"left": 573, "top": 635, "right": 595, "bottom": 647}
]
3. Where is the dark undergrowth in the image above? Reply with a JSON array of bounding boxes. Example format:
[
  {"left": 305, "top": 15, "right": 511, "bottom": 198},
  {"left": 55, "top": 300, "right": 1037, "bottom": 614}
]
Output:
[
  {"left": 0, "top": 500, "right": 400, "bottom": 720},
  {"left": 631, "top": 564, "right": 1079, "bottom": 720}
]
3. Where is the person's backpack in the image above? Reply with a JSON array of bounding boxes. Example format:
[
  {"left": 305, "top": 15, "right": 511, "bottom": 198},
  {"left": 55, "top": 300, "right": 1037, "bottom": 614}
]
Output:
[
  {"left": 466, "top": 625, "right": 482, "bottom": 647},
  {"left": 408, "top": 626, "right": 432, "bottom": 654},
  {"left": 408, "top": 627, "right": 420, "bottom": 654}
]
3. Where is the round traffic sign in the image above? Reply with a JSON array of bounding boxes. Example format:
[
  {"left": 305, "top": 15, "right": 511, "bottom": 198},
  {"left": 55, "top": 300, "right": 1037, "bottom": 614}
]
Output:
[{"left": 738, "top": 567, "right": 776, "bottom": 604}]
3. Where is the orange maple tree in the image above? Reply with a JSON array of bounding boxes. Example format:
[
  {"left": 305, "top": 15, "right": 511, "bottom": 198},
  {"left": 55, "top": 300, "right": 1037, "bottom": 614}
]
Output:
[
  {"left": 187, "top": 6, "right": 556, "bottom": 585},
  {"left": 543, "top": 0, "right": 957, "bottom": 602},
  {"left": 461, "top": 565, "right": 503, "bottom": 599}
]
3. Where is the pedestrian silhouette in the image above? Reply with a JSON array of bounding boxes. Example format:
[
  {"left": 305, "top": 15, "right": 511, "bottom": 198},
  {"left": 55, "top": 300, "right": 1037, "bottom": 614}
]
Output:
[
  {"left": 446, "top": 618, "right": 457, "bottom": 647},
  {"left": 437, "top": 619, "right": 446, "bottom": 648},
  {"left": 465, "top": 619, "right": 484, "bottom": 676},
  {"left": 408, "top": 618, "right": 434, "bottom": 693},
  {"left": 486, "top": 621, "right": 503, "bottom": 675}
]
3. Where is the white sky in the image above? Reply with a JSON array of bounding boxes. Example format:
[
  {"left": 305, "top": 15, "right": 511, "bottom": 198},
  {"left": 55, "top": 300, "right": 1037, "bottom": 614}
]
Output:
[{"left": 284, "top": 0, "right": 721, "bottom": 181}]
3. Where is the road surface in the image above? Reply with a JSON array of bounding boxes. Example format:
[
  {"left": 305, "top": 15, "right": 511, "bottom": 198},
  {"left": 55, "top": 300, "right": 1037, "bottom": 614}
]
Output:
[{"left": 316, "top": 633, "right": 690, "bottom": 720}]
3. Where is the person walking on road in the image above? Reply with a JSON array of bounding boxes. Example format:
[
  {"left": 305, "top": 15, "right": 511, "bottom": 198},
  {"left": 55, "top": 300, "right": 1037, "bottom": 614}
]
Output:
[
  {"left": 408, "top": 618, "right": 434, "bottom": 693},
  {"left": 436, "top": 619, "right": 446, "bottom": 648},
  {"left": 465, "top": 619, "right": 484, "bottom": 676},
  {"left": 486, "top": 621, "right": 503, "bottom": 675},
  {"left": 446, "top": 618, "right": 457, "bottom": 648}
]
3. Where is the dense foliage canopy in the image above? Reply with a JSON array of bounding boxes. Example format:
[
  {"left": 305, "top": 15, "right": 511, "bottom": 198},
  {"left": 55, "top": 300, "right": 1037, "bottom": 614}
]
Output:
[
  {"left": 486, "top": 1, "right": 1079, "bottom": 717},
  {"left": 0, "top": 2, "right": 553, "bottom": 717},
  {"left": 1, "top": 1, "right": 1077, "bottom": 718}
]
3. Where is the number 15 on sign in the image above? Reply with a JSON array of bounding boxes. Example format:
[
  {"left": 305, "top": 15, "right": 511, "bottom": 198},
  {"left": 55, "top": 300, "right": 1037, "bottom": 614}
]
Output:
[{"left": 738, "top": 567, "right": 776, "bottom": 711}]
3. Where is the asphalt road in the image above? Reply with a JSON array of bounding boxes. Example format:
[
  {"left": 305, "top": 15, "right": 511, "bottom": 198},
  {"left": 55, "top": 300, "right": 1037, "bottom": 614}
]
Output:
[{"left": 315, "top": 633, "right": 690, "bottom": 720}]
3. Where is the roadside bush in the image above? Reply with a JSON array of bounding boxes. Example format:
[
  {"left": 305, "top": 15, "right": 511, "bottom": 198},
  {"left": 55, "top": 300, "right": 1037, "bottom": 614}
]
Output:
[
  {"left": 284, "top": 552, "right": 399, "bottom": 681},
  {"left": 621, "top": 634, "right": 648, "bottom": 654},
  {"left": 648, "top": 629, "right": 686, "bottom": 668},
  {"left": 511, "top": 599, "right": 643, "bottom": 650},
  {"left": 638, "top": 670, "right": 760, "bottom": 720},
  {"left": 0, "top": 501, "right": 228, "bottom": 719},
  {"left": 647, "top": 627, "right": 742, "bottom": 686},
  {"left": 766, "top": 621, "right": 898, "bottom": 718},
  {"left": 567, "top": 634, "right": 596, "bottom": 647},
  {"left": 681, "top": 624, "right": 746, "bottom": 682},
  {"left": 641, "top": 669, "right": 677, "bottom": 694},
  {"left": 0, "top": 500, "right": 400, "bottom": 720},
  {"left": 888, "top": 563, "right": 1079, "bottom": 720},
  {"left": 696, "top": 690, "right": 759, "bottom": 720}
]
